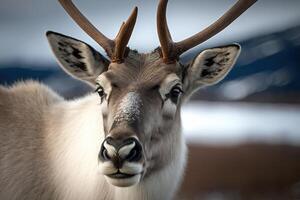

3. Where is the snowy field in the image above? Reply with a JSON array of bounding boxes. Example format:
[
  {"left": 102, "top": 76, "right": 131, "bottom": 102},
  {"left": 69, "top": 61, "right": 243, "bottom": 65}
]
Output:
[{"left": 182, "top": 101, "right": 300, "bottom": 145}]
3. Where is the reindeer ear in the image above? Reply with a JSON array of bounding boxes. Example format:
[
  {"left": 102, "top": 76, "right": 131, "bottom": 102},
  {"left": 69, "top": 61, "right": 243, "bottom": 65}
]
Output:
[
  {"left": 46, "top": 31, "right": 110, "bottom": 84},
  {"left": 183, "top": 44, "right": 241, "bottom": 96}
]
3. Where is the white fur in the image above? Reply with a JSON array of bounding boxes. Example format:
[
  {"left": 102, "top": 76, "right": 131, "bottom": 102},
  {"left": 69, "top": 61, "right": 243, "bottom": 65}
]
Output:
[
  {"left": 114, "top": 92, "right": 142, "bottom": 123},
  {"left": 46, "top": 94, "right": 106, "bottom": 200},
  {"left": 120, "top": 162, "right": 143, "bottom": 174},
  {"left": 97, "top": 75, "right": 112, "bottom": 100},
  {"left": 99, "top": 162, "right": 118, "bottom": 175},
  {"left": 104, "top": 141, "right": 117, "bottom": 157},
  {"left": 163, "top": 99, "right": 177, "bottom": 117},
  {"left": 159, "top": 73, "right": 181, "bottom": 100},
  {"left": 47, "top": 32, "right": 107, "bottom": 83},
  {"left": 119, "top": 142, "right": 135, "bottom": 158},
  {"left": 103, "top": 140, "right": 135, "bottom": 158},
  {"left": 0, "top": 81, "right": 186, "bottom": 200},
  {"left": 190, "top": 45, "right": 241, "bottom": 85},
  {"left": 114, "top": 132, "right": 187, "bottom": 200},
  {"left": 160, "top": 73, "right": 182, "bottom": 117}
]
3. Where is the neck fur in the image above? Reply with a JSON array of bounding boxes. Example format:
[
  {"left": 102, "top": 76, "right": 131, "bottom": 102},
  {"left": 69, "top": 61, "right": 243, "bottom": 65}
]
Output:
[{"left": 46, "top": 93, "right": 186, "bottom": 200}]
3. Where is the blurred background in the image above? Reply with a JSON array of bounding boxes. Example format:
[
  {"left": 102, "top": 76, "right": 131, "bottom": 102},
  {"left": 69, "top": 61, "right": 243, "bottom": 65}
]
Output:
[{"left": 1, "top": 0, "right": 300, "bottom": 199}]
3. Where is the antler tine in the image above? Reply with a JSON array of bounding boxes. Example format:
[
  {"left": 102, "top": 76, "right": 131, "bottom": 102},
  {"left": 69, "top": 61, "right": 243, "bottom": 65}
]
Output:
[
  {"left": 157, "top": 0, "right": 175, "bottom": 63},
  {"left": 58, "top": 0, "right": 115, "bottom": 56},
  {"left": 175, "top": 0, "right": 257, "bottom": 55},
  {"left": 59, "top": 0, "right": 138, "bottom": 62},
  {"left": 157, "top": 0, "right": 257, "bottom": 63},
  {"left": 113, "top": 7, "right": 138, "bottom": 63}
]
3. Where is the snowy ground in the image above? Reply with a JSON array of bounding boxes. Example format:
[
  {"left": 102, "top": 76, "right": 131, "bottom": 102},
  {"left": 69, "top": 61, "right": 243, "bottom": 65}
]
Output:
[{"left": 182, "top": 101, "right": 300, "bottom": 145}]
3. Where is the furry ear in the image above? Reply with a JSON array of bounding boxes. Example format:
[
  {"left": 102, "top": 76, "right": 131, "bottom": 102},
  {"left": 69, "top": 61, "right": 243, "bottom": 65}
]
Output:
[
  {"left": 46, "top": 31, "right": 110, "bottom": 84},
  {"left": 183, "top": 44, "right": 241, "bottom": 96}
]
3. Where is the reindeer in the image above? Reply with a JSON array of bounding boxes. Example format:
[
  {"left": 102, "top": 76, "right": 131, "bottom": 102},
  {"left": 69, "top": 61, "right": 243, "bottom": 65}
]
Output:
[{"left": 0, "top": 0, "right": 256, "bottom": 199}]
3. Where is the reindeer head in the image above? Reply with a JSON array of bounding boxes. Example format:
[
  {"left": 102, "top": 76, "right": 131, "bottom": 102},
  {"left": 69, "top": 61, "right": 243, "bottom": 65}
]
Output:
[{"left": 47, "top": 0, "right": 256, "bottom": 187}]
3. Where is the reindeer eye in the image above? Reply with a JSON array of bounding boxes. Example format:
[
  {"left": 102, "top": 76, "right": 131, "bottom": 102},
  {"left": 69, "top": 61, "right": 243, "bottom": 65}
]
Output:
[
  {"left": 168, "top": 85, "right": 183, "bottom": 103},
  {"left": 95, "top": 85, "right": 105, "bottom": 98},
  {"left": 170, "top": 86, "right": 183, "bottom": 97}
]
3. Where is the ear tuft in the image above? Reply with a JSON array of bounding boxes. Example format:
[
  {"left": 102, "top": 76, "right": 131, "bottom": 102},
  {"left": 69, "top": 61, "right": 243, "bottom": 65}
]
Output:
[
  {"left": 191, "top": 44, "right": 240, "bottom": 84},
  {"left": 183, "top": 44, "right": 241, "bottom": 97},
  {"left": 46, "top": 31, "right": 109, "bottom": 84},
  {"left": 198, "top": 44, "right": 240, "bottom": 84}
]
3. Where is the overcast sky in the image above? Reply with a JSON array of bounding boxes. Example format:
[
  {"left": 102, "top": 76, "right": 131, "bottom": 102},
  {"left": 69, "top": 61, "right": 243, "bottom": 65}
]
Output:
[{"left": 1, "top": 0, "right": 300, "bottom": 64}]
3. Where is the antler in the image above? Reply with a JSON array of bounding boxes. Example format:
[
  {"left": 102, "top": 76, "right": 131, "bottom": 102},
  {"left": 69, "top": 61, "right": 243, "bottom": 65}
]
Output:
[
  {"left": 157, "top": 0, "right": 257, "bottom": 63},
  {"left": 58, "top": 0, "right": 137, "bottom": 63}
]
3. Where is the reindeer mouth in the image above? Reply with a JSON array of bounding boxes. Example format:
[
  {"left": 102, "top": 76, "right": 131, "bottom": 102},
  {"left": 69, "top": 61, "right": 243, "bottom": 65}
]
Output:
[
  {"left": 104, "top": 172, "right": 142, "bottom": 187},
  {"left": 107, "top": 172, "right": 136, "bottom": 179},
  {"left": 99, "top": 160, "right": 144, "bottom": 187}
]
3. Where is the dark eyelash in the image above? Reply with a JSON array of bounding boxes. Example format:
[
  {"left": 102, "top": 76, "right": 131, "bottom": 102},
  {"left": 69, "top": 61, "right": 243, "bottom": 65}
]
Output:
[
  {"left": 173, "top": 84, "right": 184, "bottom": 93},
  {"left": 95, "top": 85, "right": 105, "bottom": 98},
  {"left": 94, "top": 84, "right": 101, "bottom": 92}
]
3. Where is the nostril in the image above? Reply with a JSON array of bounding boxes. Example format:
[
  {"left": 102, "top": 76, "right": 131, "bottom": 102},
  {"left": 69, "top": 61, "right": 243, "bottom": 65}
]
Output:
[
  {"left": 125, "top": 143, "right": 142, "bottom": 162},
  {"left": 100, "top": 137, "right": 142, "bottom": 163},
  {"left": 99, "top": 143, "right": 111, "bottom": 161},
  {"left": 126, "top": 149, "right": 137, "bottom": 161},
  {"left": 102, "top": 148, "right": 110, "bottom": 160}
]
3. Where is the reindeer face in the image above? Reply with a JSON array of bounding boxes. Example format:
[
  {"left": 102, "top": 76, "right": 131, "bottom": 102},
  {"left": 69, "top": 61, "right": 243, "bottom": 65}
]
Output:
[
  {"left": 95, "top": 53, "right": 184, "bottom": 187},
  {"left": 94, "top": 58, "right": 221, "bottom": 188},
  {"left": 47, "top": 31, "right": 240, "bottom": 187}
]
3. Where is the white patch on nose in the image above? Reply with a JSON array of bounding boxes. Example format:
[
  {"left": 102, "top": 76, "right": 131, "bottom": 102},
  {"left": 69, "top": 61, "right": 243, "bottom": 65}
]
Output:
[
  {"left": 114, "top": 92, "right": 142, "bottom": 123},
  {"left": 103, "top": 141, "right": 117, "bottom": 157},
  {"left": 118, "top": 142, "right": 135, "bottom": 158}
]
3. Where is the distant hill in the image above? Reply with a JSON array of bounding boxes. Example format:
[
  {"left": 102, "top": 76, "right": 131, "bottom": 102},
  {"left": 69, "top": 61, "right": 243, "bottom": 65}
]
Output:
[{"left": 189, "top": 25, "right": 300, "bottom": 103}]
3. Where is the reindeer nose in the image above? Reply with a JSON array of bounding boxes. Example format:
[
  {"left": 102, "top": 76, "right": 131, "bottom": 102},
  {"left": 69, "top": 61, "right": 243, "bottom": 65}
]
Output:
[{"left": 99, "top": 137, "right": 142, "bottom": 167}]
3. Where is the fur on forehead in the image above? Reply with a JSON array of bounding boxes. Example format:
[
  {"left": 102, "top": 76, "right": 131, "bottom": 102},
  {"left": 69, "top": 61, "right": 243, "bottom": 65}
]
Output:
[{"left": 104, "top": 50, "right": 183, "bottom": 85}]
